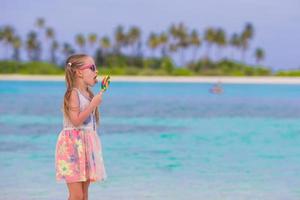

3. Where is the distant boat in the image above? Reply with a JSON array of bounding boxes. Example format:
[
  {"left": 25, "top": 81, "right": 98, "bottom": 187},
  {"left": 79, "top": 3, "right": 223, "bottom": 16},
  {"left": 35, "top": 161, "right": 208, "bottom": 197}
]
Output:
[{"left": 210, "top": 82, "right": 223, "bottom": 94}]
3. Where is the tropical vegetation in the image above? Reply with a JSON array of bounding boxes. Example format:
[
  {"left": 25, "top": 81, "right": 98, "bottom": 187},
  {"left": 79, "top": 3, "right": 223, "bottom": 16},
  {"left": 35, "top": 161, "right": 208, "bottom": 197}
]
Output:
[{"left": 0, "top": 17, "right": 294, "bottom": 76}]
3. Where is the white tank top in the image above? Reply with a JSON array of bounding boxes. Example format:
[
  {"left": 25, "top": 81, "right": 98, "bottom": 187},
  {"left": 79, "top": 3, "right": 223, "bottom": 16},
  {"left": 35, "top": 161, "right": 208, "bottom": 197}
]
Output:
[{"left": 63, "top": 88, "right": 96, "bottom": 131}]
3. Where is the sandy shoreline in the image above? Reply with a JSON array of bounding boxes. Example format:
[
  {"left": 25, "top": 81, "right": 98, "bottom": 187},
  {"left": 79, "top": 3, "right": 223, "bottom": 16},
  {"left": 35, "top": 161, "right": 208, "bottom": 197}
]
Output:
[{"left": 0, "top": 74, "right": 300, "bottom": 84}]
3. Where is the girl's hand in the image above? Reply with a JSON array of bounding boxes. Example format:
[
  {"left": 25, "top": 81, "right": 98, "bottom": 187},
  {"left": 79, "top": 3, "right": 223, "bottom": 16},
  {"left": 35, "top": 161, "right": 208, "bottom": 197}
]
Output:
[{"left": 90, "top": 92, "right": 103, "bottom": 108}]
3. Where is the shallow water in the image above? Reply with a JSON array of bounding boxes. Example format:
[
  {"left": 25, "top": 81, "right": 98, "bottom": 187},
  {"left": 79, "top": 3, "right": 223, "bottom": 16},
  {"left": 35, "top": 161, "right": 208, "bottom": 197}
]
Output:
[{"left": 0, "top": 80, "right": 300, "bottom": 200}]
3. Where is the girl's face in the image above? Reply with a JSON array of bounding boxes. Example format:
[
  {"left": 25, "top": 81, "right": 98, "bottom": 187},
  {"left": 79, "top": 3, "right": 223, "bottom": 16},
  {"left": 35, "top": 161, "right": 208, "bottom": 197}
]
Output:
[{"left": 77, "top": 57, "right": 98, "bottom": 87}]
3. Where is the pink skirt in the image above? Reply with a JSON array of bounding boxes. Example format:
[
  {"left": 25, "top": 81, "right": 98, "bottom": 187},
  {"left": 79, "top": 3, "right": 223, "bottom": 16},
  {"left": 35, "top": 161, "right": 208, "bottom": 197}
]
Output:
[{"left": 55, "top": 129, "right": 107, "bottom": 183}]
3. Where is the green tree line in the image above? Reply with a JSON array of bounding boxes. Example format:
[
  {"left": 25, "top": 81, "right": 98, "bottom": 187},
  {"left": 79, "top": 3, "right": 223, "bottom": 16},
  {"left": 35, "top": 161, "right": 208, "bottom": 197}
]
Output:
[{"left": 1, "top": 17, "right": 289, "bottom": 76}]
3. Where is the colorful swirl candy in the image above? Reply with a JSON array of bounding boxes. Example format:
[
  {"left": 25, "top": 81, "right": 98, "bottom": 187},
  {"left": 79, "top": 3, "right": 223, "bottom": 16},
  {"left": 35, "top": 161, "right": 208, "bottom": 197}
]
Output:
[{"left": 101, "top": 75, "right": 110, "bottom": 92}]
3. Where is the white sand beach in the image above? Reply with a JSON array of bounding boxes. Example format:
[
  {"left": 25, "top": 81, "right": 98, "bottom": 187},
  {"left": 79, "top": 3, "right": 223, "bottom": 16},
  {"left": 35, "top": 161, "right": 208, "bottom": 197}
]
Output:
[{"left": 0, "top": 74, "right": 300, "bottom": 84}]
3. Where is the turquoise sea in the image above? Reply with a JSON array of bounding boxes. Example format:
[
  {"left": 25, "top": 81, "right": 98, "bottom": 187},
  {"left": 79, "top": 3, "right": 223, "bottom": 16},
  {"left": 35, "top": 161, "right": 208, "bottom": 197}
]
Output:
[{"left": 1, "top": 80, "right": 300, "bottom": 200}]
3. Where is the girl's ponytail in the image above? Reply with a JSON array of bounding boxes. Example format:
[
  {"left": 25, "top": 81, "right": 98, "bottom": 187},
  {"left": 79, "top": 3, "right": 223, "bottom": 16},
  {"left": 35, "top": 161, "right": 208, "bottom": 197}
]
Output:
[{"left": 63, "top": 62, "right": 76, "bottom": 118}]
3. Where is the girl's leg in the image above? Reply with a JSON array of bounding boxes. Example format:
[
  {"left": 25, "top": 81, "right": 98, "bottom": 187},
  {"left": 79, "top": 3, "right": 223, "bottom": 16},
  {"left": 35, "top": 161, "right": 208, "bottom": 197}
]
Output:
[
  {"left": 67, "top": 182, "right": 84, "bottom": 200},
  {"left": 82, "top": 180, "right": 90, "bottom": 200}
]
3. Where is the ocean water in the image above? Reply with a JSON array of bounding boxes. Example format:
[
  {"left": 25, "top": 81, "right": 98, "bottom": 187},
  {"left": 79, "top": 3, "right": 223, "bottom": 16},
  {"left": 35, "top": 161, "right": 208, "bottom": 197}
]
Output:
[{"left": 0, "top": 80, "right": 300, "bottom": 200}]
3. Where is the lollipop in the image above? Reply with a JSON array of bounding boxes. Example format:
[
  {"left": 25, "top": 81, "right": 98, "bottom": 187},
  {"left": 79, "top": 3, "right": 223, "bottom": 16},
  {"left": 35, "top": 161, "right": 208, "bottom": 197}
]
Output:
[{"left": 101, "top": 75, "right": 110, "bottom": 92}]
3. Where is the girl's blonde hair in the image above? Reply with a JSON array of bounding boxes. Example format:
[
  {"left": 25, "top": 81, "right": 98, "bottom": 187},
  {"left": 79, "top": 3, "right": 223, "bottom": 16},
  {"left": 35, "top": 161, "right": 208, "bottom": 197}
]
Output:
[{"left": 63, "top": 54, "right": 99, "bottom": 124}]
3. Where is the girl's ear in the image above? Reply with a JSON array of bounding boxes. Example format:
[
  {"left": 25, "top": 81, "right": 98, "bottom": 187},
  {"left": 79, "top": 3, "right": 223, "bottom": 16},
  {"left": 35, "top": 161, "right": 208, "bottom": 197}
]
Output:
[{"left": 75, "top": 69, "right": 83, "bottom": 78}]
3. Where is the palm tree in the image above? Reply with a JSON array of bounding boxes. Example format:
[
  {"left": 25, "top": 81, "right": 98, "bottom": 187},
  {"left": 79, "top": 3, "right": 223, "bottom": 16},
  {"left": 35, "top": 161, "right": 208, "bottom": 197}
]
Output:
[
  {"left": 178, "top": 36, "right": 189, "bottom": 66},
  {"left": 50, "top": 40, "right": 59, "bottom": 64},
  {"left": 26, "top": 31, "right": 41, "bottom": 61},
  {"left": 190, "top": 29, "right": 201, "bottom": 62},
  {"left": 147, "top": 33, "right": 159, "bottom": 57},
  {"left": 240, "top": 33, "right": 248, "bottom": 62},
  {"left": 46, "top": 27, "right": 54, "bottom": 41},
  {"left": 99, "top": 36, "right": 111, "bottom": 66},
  {"left": 62, "top": 43, "right": 75, "bottom": 58},
  {"left": 214, "top": 28, "right": 227, "bottom": 60},
  {"left": 114, "top": 25, "right": 126, "bottom": 54},
  {"left": 88, "top": 33, "right": 97, "bottom": 55},
  {"left": 36, "top": 18, "right": 45, "bottom": 29},
  {"left": 169, "top": 23, "right": 185, "bottom": 39},
  {"left": 136, "top": 40, "right": 143, "bottom": 57},
  {"left": 46, "top": 27, "right": 55, "bottom": 61},
  {"left": 0, "top": 28, "right": 4, "bottom": 42},
  {"left": 158, "top": 32, "right": 168, "bottom": 57},
  {"left": 168, "top": 24, "right": 179, "bottom": 61},
  {"left": 0, "top": 28, "right": 4, "bottom": 59},
  {"left": 170, "top": 23, "right": 189, "bottom": 66},
  {"left": 100, "top": 36, "right": 111, "bottom": 55},
  {"left": 128, "top": 26, "right": 141, "bottom": 56},
  {"left": 229, "top": 33, "right": 241, "bottom": 60},
  {"left": 26, "top": 32, "right": 35, "bottom": 61},
  {"left": 36, "top": 18, "right": 45, "bottom": 60},
  {"left": 254, "top": 47, "right": 265, "bottom": 65},
  {"left": 75, "top": 34, "right": 86, "bottom": 53},
  {"left": 168, "top": 43, "right": 178, "bottom": 59},
  {"left": 12, "top": 36, "right": 22, "bottom": 61},
  {"left": 204, "top": 27, "right": 215, "bottom": 60},
  {"left": 244, "top": 23, "right": 254, "bottom": 40},
  {"left": 88, "top": 33, "right": 97, "bottom": 46},
  {"left": 241, "top": 22, "right": 254, "bottom": 62},
  {"left": 2, "top": 26, "right": 15, "bottom": 59},
  {"left": 0, "top": 27, "right": 3, "bottom": 36}
]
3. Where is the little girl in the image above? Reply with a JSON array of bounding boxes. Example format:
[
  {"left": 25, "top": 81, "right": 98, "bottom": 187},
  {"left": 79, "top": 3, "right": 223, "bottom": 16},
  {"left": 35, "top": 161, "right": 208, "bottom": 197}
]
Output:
[{"left": 55, "top": 54, "right": 107, "bottom": 200}]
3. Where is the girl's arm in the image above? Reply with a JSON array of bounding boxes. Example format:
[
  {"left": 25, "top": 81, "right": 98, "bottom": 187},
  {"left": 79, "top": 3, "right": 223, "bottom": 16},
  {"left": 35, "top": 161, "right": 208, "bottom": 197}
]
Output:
[{"left": 68, "top": 90, "right": 102, "bottom": 126}]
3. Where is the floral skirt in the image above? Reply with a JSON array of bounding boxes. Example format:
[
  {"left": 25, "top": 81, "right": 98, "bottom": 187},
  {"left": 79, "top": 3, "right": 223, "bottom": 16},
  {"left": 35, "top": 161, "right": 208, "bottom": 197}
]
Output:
[{"left": 55, "top": 129, "right": 107, "bottom": 183}]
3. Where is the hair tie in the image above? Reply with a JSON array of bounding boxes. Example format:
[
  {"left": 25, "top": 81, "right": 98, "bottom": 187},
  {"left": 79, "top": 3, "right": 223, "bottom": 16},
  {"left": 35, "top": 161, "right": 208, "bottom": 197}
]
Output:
[{"left": 67, "top": 62, "right": 72, "bottom": 67}]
